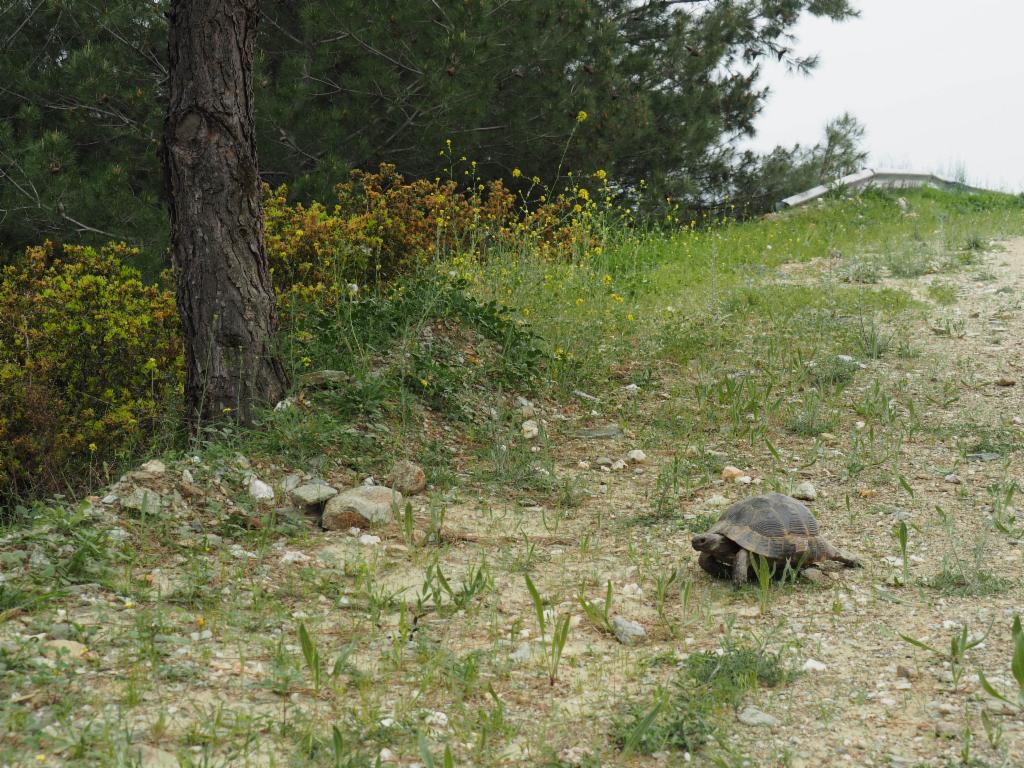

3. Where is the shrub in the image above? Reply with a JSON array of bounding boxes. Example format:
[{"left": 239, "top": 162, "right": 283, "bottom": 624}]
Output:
[
  {"left": 0, "top": 242, "right": 181, "bottom": 502},
  {"left": 264, "top": 163, "right": 597, "bottom": 317}
]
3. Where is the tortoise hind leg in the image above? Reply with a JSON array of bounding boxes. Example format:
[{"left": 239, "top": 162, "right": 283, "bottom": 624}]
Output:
[
  {"left": 731, "top": 549, "right": 749, "bottom": 586},
  {"left": 698, "top": 552, "right": 731, "bottom": 580}
]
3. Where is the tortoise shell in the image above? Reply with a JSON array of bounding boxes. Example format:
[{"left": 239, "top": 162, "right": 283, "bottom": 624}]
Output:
[{"left": 710, "top": 493, "right": 832, "bottom": 563}]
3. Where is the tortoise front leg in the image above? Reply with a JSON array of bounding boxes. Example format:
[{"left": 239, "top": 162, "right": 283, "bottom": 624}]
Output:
[
  {"left": 731, "top": 548, "right": 749, "bottom": 586},
  {"left": 698, "top": 552, "right": 730, "bottom": 580}
]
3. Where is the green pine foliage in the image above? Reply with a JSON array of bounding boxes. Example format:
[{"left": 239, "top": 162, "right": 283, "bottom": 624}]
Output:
[{"left": 1, "top": 0, "right": 857, "bottom": 256}]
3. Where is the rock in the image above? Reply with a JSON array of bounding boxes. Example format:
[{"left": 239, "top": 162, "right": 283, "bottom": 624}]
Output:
[
  {"left": 735, "top": 475, "right": 752, "bottom": 485},
  {"left": 107, "top": 528, "right": 130, "bottom": 542},
  {"left": 967, "top": 452, "right": 1001, "bottom": 462},
  {"left": 738, "top": 706, "right": 778, "bottom": 728},
  {"left": 121, "top": 487, "right": 161, "bottom": 512},
  {"left": 705, "top": 494, "right": 730, "bottom": 508},
  {"left": 577, "top": 461, "right": 591, "bottom": 470},
  {"left": 234, "top": 454, "right": 251, "bottom": 470},
  {"left": 792, "top": 481, "right": 817, "bottom": 501},
  {"left": 802, "top": 658, "right": 827, "bottom": 672},
  {"left": 425, "top": 711, "right": 448, "bottom": 729},
  {"left": 611, "top": 459, "right": 627, "bottom": 471},
  {"left": 48, "top": 623, "right": 73, "bottom": 640},
  {"left": 611, "top": 616, "right": 646, "bottom": 646},
  {"left": 291, "top": 482, "right": 339, "bottom": 508},
  {"left": 378, "top": 748, "right": 397, "bottom": 763},
  {"left": 274, "top": 397, "right": 295, "bottom": 411},
  {"left": 135, "top": 745, "right": 180, "bottom": 768},
  {"left": 574, "top": 424, "right": 623, "bottom": 440},
  {"left": 626, "top": 449, "right": 647, "bottom": 465},
  {"left": 181, "top": 468, "right": 194, "bottom": 485},
  {"left": 516, "top": 396, "right": 537, "bottom": 419},
  {"left": 934, "top": 721, "right": 960, "bottom": 739},
  {"left": 510, "top": 643, "right": 534, "bottom": 663},
  {"left": 896, "top": 665, "right": 918, "bottom": 681},
  {"left": 996, "top": 377, "right": 1016, "bottom": 387},
  {"left": 247, "top": 477, "right": 275, "bottom": 502},
  {"left": 943, "top": 473, "right": 961, "bottom": 485},
  {"left": 322, "top": 486, "right": 403, "bottom": 529},
  {"left": 595, "top": 456, "right": 613, "bottom": 468},
  {"left": 388, "top": 460, "right": 427, "bottom": 495},
  {"left": 358, "top": 534, "right": 382, "bottom": 546},
  {"left": 101, "top": 493, "right": 118, "bottom": 505},
  {"left": 897, "top": 197, "right": 909, "bottom": 214},
  {"left": 558, "top": 746, "right": 594, "bottom": 766},
  {"left": 522, "top": 420, "right": 540, "bottom": 439},
  {"left": 281, "top": 474, "right": 301, "bottom": 493},
  {"left": 623, "top": 383, "right": 640, "bottom": 395},
  {"left": 721, "top": 466, "right": 745, "bottom": 482},
  {"left": 801, "top": 567, "right": 825, "bottom": 583},
  {"left": 303, "top": 369, "right": 349, "bottom": 387},
  {"left": 280, "top": 550, "right": 311, "bottom": 564},
  {"left": 138, "top": 459, "right": 166, "bottom": 477},
  {"left": 43, "top": 639, "right": 88, "bottom": 660},
  {"left": 573, "top": 389, "right": 600, "bottom": 403}
]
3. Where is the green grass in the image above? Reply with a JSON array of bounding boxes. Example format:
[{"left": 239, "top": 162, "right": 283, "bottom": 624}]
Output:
[{"left": 4, "top": 186, "right": 1024, "bottom": 766}]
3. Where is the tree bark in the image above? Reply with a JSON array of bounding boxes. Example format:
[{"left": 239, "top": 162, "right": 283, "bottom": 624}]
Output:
[{"left": 165, "top": 0, "right": 288, "bottom": 427}]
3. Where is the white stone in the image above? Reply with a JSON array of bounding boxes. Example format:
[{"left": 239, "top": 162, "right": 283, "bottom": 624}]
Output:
[
  {"left": 291, "top": 483, "right": 338, "bottom": 507},
  {"left": 802, "top": 658, "right": 827, "bottom": 672},
  {"left": 425, "top": 711, "right": 448, "bottom": 729},
  {"left": 323, "top": 486, "right": 402, "bottom": 528},
  {"left": 626, "top": 449, "right": 647, "bottom": 465},
  {"left": 139, "top": 459, "right": 166, "bottom": 476},
  {"left": 738, "top": 706, "right": 779, "bottom": 728},
  {"left": 611, "top": 459, "right": 627, "bottom": 471},
  {"left": 121, "top": 487, "right": 161, "bottom": 512},
  {"left": 792, "top": 481, "right": 817, "bottom": 501},
  {"left": 280, "top": 550, "right": 311, "bottom": 564},
  {"left": 522, "top": 420, "right": 540, "bottom": 439},
  {"left": 358, "top": 534, "right": 382, "bottom": 546},
  {"left": 611, "top": 616, "right": 646, "bottom": 646},
  {"left": 248, "top": 477, "right": 274, "bottom": 501}
]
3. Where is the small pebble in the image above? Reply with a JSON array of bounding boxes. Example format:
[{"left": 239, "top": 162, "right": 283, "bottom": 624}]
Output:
[
  {"left": 792, "top": 481, "right": 817, "bottom": 501},
  {"left": 944, "top": 473, "right": 961, "bottom": 485},
  {"left": 802, "top": 658, "right": 827, "bottom": 672},
  {"left": 626, "top": 449, "right": 647, "bottom": 465},
  {"left": 721, "top": 466, "right": 745, "bottom": 481},
  {"left": 521, "top": 420, "right": 540, "bottom": 439}
]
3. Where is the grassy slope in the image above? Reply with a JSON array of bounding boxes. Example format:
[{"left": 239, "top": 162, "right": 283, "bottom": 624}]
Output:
[{"left": 3, "top": 188, "right": 1024, "bottom": 766}]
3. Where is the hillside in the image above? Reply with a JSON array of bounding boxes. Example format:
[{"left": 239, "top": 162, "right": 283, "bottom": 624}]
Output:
[{"left": 3, "top": 189, "right": 1024, "bottom": 767}]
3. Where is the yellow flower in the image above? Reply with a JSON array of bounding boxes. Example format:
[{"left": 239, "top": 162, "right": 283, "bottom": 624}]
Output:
[
  {"left": 575, "top": 298, "right": 584, "bottom": 306},
  {"left": 626, "top": 313, "right": 634, "bottom": 321},
  {"left": 197, "top": 616, "right": 206, "bottom": 628},
  {"left": 578, "top": 188, "right": 590, "bottom": 201},
  {"left": 576, "top": 111, "right": 588, "bottom": 123},
  {"left": 532, "top": 176, "right": 541, "bottom": 184},
  {"left": 602, "top": 274, "right": 612, "bottom": 286},
  {"left": 512, "top": 168, "right": 522, "bottom": 178},
  {"left": 88, "top": 443, "right": 97, "bottom": 453},
  {"left": 594, "top": 169, "right": 607, "bottom": 181}
]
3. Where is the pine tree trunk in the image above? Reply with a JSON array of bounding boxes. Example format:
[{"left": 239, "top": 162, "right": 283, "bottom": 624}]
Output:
[{"left": 164, "top": 0, "right": 288, "bottom": 427}]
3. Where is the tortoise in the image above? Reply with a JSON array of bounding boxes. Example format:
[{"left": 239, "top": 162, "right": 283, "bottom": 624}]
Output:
[{"left": 691, "top": 493, "right": 861, "bottom": 585}]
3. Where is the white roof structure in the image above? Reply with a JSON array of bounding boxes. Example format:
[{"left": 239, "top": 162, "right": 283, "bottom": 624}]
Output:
[{"left": 777, "top": 168, "right": 989, "bottom": 209}]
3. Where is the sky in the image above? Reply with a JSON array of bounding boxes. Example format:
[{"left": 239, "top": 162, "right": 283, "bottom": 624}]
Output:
[{"left": 748, "top": 0, "right": 1024, "bottom": 192}]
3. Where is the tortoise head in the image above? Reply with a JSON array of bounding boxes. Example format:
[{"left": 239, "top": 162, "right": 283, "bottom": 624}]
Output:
[{"left": 691, "top": 532, "right": 731, "bottom": 556}]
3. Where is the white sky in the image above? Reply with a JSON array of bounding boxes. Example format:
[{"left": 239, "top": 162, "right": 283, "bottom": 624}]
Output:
[{"left": 748, "top": 0, "right": 1024, "bottom": 192}]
